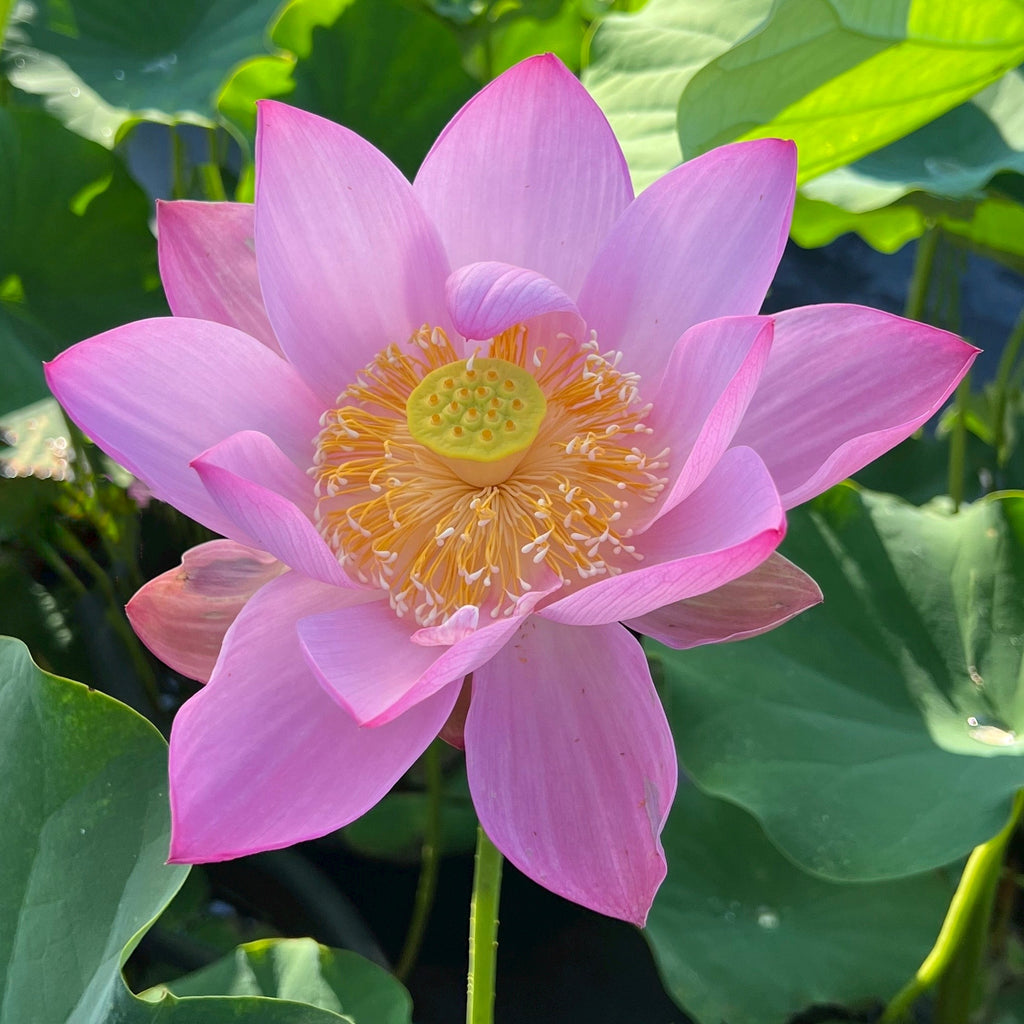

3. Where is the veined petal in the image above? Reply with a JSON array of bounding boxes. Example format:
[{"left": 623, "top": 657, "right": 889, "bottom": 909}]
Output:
[
  {"left": 539, "top": 447, "right": 785, "bottom": 626},
  {"left": 446, "top": 262, "right": 580, "bottom": 342},
  {"left": 297, "top": 601, "right": 526, "bottom": 727},
  {"left": 627, "top": 552, "right": 822, "bottom": 650},
  {"left": 192, "top": 431, "right": 353, "bottom": 588},
  {"left": 157, "top": 200, "right": 280, "bottom": 354},
  {"left": 651, "top": 316, "right": 774, "bottom": 517},
  {"left": 733, "top": 305, "right": 979, "bottom": 508},
  {"left": 415, "top": 53, "right": 633, "bottom": 297},
  {"left": 255, "top": 100, "right": 451, "bottom": 404},
  {"left": 577, "top": 139, "right": 796, "bottom": 386},
  {"left": 44, "top": 318, "right": 323, "bottom": 540},
  {"left": 466, "top": 617, "right": 676, "bottom": 926},
  {"left": 126, "top": 540, "right": 285, "bottom": 682},
  {"left": 168, "top": 573, "right": 458, "bottom": 863}
]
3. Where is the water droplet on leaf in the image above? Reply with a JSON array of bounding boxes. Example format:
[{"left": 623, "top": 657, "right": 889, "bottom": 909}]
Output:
[
  {"left": 967, "top": 714, "right": 1018, "bottom": 747},
  {"left": 756, "top": 906, "right": 779, "bottom": 930}
]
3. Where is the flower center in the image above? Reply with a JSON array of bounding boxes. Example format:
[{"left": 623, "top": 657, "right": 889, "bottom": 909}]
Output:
[
  {"left": 406, "top": 357, "right": 546, "bottom": 487},
  {"left": 312, "top": 325, "right": 668, "bottom": 626}
]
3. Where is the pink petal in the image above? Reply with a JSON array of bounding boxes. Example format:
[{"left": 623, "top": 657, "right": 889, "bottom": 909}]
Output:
[
  {"left": 191, "top": 431, "right": 352, "bottom": 588},
  {"left": 466, "top": 617, "right": 676, "bottom": 925},
  {"left": 627, "top": 552, "right": 822, "bottom": 649},
  {"left": 157, "top": 200, "right": 281, "bottom": 355},
  {"left": 297, "top": 602, "right": 525, "bottom": 727},
  {"left": 168, "top": 573, "right": 458, "bottom": 863},
  {"left": 255, "top": 101, "right": 451, "bottom": 404},
  {"left": 439, "top": 677, "right": 472, "bottom": 750},
  {"left": 126, "top": 540, "right": 285, "bottom": 682},
  {"left": 539, "top": 447, "right": 785, "bottom": 626},
  {"left": 733, "top": 304, "right": 978, "bottom": 507},
  {"left": 415, "top": 54, "right": 633, "bottom": 297},
  {"left": 650, "top": 316, "right": 774, "bottom": 517},
  {"left": 44, "top": 319, "right": 322, "bottom": 540},
  {"left": 446, "top": 262, "right": 580, "bottom": 342},
  {"left": 577, "top": 139, "right": 796, "bottom": 387}
]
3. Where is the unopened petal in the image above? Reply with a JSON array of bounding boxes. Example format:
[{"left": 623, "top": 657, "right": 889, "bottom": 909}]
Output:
[
  {"left": 466, "top": 617, "right": 676, "bottom": 925},
  {"left": 126, "top": 540, "right": 285, "bottom": 682},
  {"left": 157, "top": 200, "right": 280, "bottom": 354},
  {"left": 415, "top": 54, "right": 633, "bottom": 297},
  {"left": 628, "top": 552, "right": 821, "bottom": 649},
  {"left": 168, "top": 573, "right": 457, "bottom": 863},
  {"left": 733, "top": 304, "right": 979, "bottom": 508}
]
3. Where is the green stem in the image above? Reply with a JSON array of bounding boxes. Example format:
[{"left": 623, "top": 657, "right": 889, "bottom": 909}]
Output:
[
  {"left": 171, "top": 128, "right": 188, "bottom": 199},
  {"left": 53, "top": 522, "right": 162, "bottom": 710},
  {"left": 396, "top": 741, "right": 444, "bottom": 981},
  {"left": 33, "top": 537, "right": 88, "bottom": 599},
  {"left": 881, "top": 790, "right": 1024, "bottom": 1023},
  {"left": 948, "top": 374, "right": 970, "bottom": 512},
  {"left": 992, "top": 305, "right": 1024, "bottom": 468},
  {"left": 200, "top": 128, "right": 228, "bottom": 202},
  {"left": 466, "top": 825, "right": 503, "bottom": 1024},
  {"left": 904, "top": 224, "right": 940, "bottom": 323}
]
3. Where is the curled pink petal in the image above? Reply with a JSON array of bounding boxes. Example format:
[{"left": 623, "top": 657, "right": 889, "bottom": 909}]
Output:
[
  {"left": 126, "top": 540, "right": 285, "bottom": 682},
  {"left": 157, "top": 200, "right": 281, "bottom": 355},
  {"left": 628, "top": 552, "right": 822, "bottom": 649},
  {"left": 169, "top": 573, "right": 457, "bottom": 863},
  {"left": 256, "top": 100, "right": 451, "bottom": 404},
  {"left": 539, "top": 447, "right": 785, "bottom": 627},
  {"left": 446, "top": 262, "right": 580, "bottom": 342},
  {"left": 44, "top": 318, "right": 322, "bottom": 541},
  {"left": 650, "top": 316, "right": 774, "bottom": 517},
  {"left": 733, "top": 304, "right": 979, "bottom": 507},
  {"left": 466, "top": 617, "right": 676, "bottom": 926},
  {"left": 416, "top": 53, "right": 633, "bottom": 296},
  {"left": 578, "top": 139, "right": 796, "bottom": 386},
  {"left": 297, "top": 601, "right": 526, "bottom": 727},
  {"left": 191, "top": 431, "right": 353, "bottom": 588}
]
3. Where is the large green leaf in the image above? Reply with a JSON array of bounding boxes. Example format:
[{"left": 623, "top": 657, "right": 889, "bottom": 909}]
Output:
[
  {"left": 583, "top": 0, "right": 772, "bottom": 190},
  {"left": 3, "top": 0, "right": 286, "bottom": 145},
  {"left": 801, "top": 68, "right": 1024, "bottom": 214},
  {"left": 0, "top": 107, "right": 166, "bottom": 415},
  {"left": 678, "top": 0, "right": 1024, "bottom": 183},
  {"left": 646, "top": 785, "right": 952, "bottom": 1024},
  {"left": 152, "top": 938, "right": 411, "bottom": 1024},
  {"left": 0, "top": 636, "right": 188, "bottom": 1023},
  {"left": 655, "top": 488, "right": 1024, "bottom": 882},
  {"left": 0, "top": 637, "right": 408, "bottom": 1023},
  {"left": 584, "top": 0, "right": 1024, "bottom": 191}
]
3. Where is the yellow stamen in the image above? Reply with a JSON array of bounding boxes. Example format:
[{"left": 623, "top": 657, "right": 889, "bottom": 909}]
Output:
[{"left": 312, "top": 324, "right": 668, "bottom": 626}]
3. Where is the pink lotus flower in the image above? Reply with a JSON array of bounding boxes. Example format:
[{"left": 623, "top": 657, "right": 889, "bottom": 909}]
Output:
[{"left": 45, "top": 55, "right": 976, "bottom": 926}]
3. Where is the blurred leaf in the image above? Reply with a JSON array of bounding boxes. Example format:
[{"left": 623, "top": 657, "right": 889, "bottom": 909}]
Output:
[
  {"left": 801, "top": 69, "right": 1024, "bottom": 214},
  {"left": 654, "top": 487, "right": 1024, "bottom": 882},
  {"left": 0, "top": 636, "right": 406, "bottom": 1023},
  {"left": 679, "top": 0, "right": 1024, "bottom": 183},
  {"left": 153, "top": 938, "right": 411, "bottom": 1024},
  {"left": 646, "top": 785, "right": 952, "bottom": 1024},
  {"left": 0, "top": 107, "right": 166, "bottom": 415},
  {"left": 583, "top": 0, "right": 771, "bottom": 190},
  {"left": 3, "top": 0, "right": 287, "bottom": 146},
  {"left": 0, "top": 396, "right": 73, "bottom": 480},
  {"left": 789, "top": 192, "right": 927, "bottom": 252},
  {"left": 280, "top": 0, "right": 477, "bottom": 178},
  {"left": 341, "top": 766, "right": 477, "bottom": 863}
]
